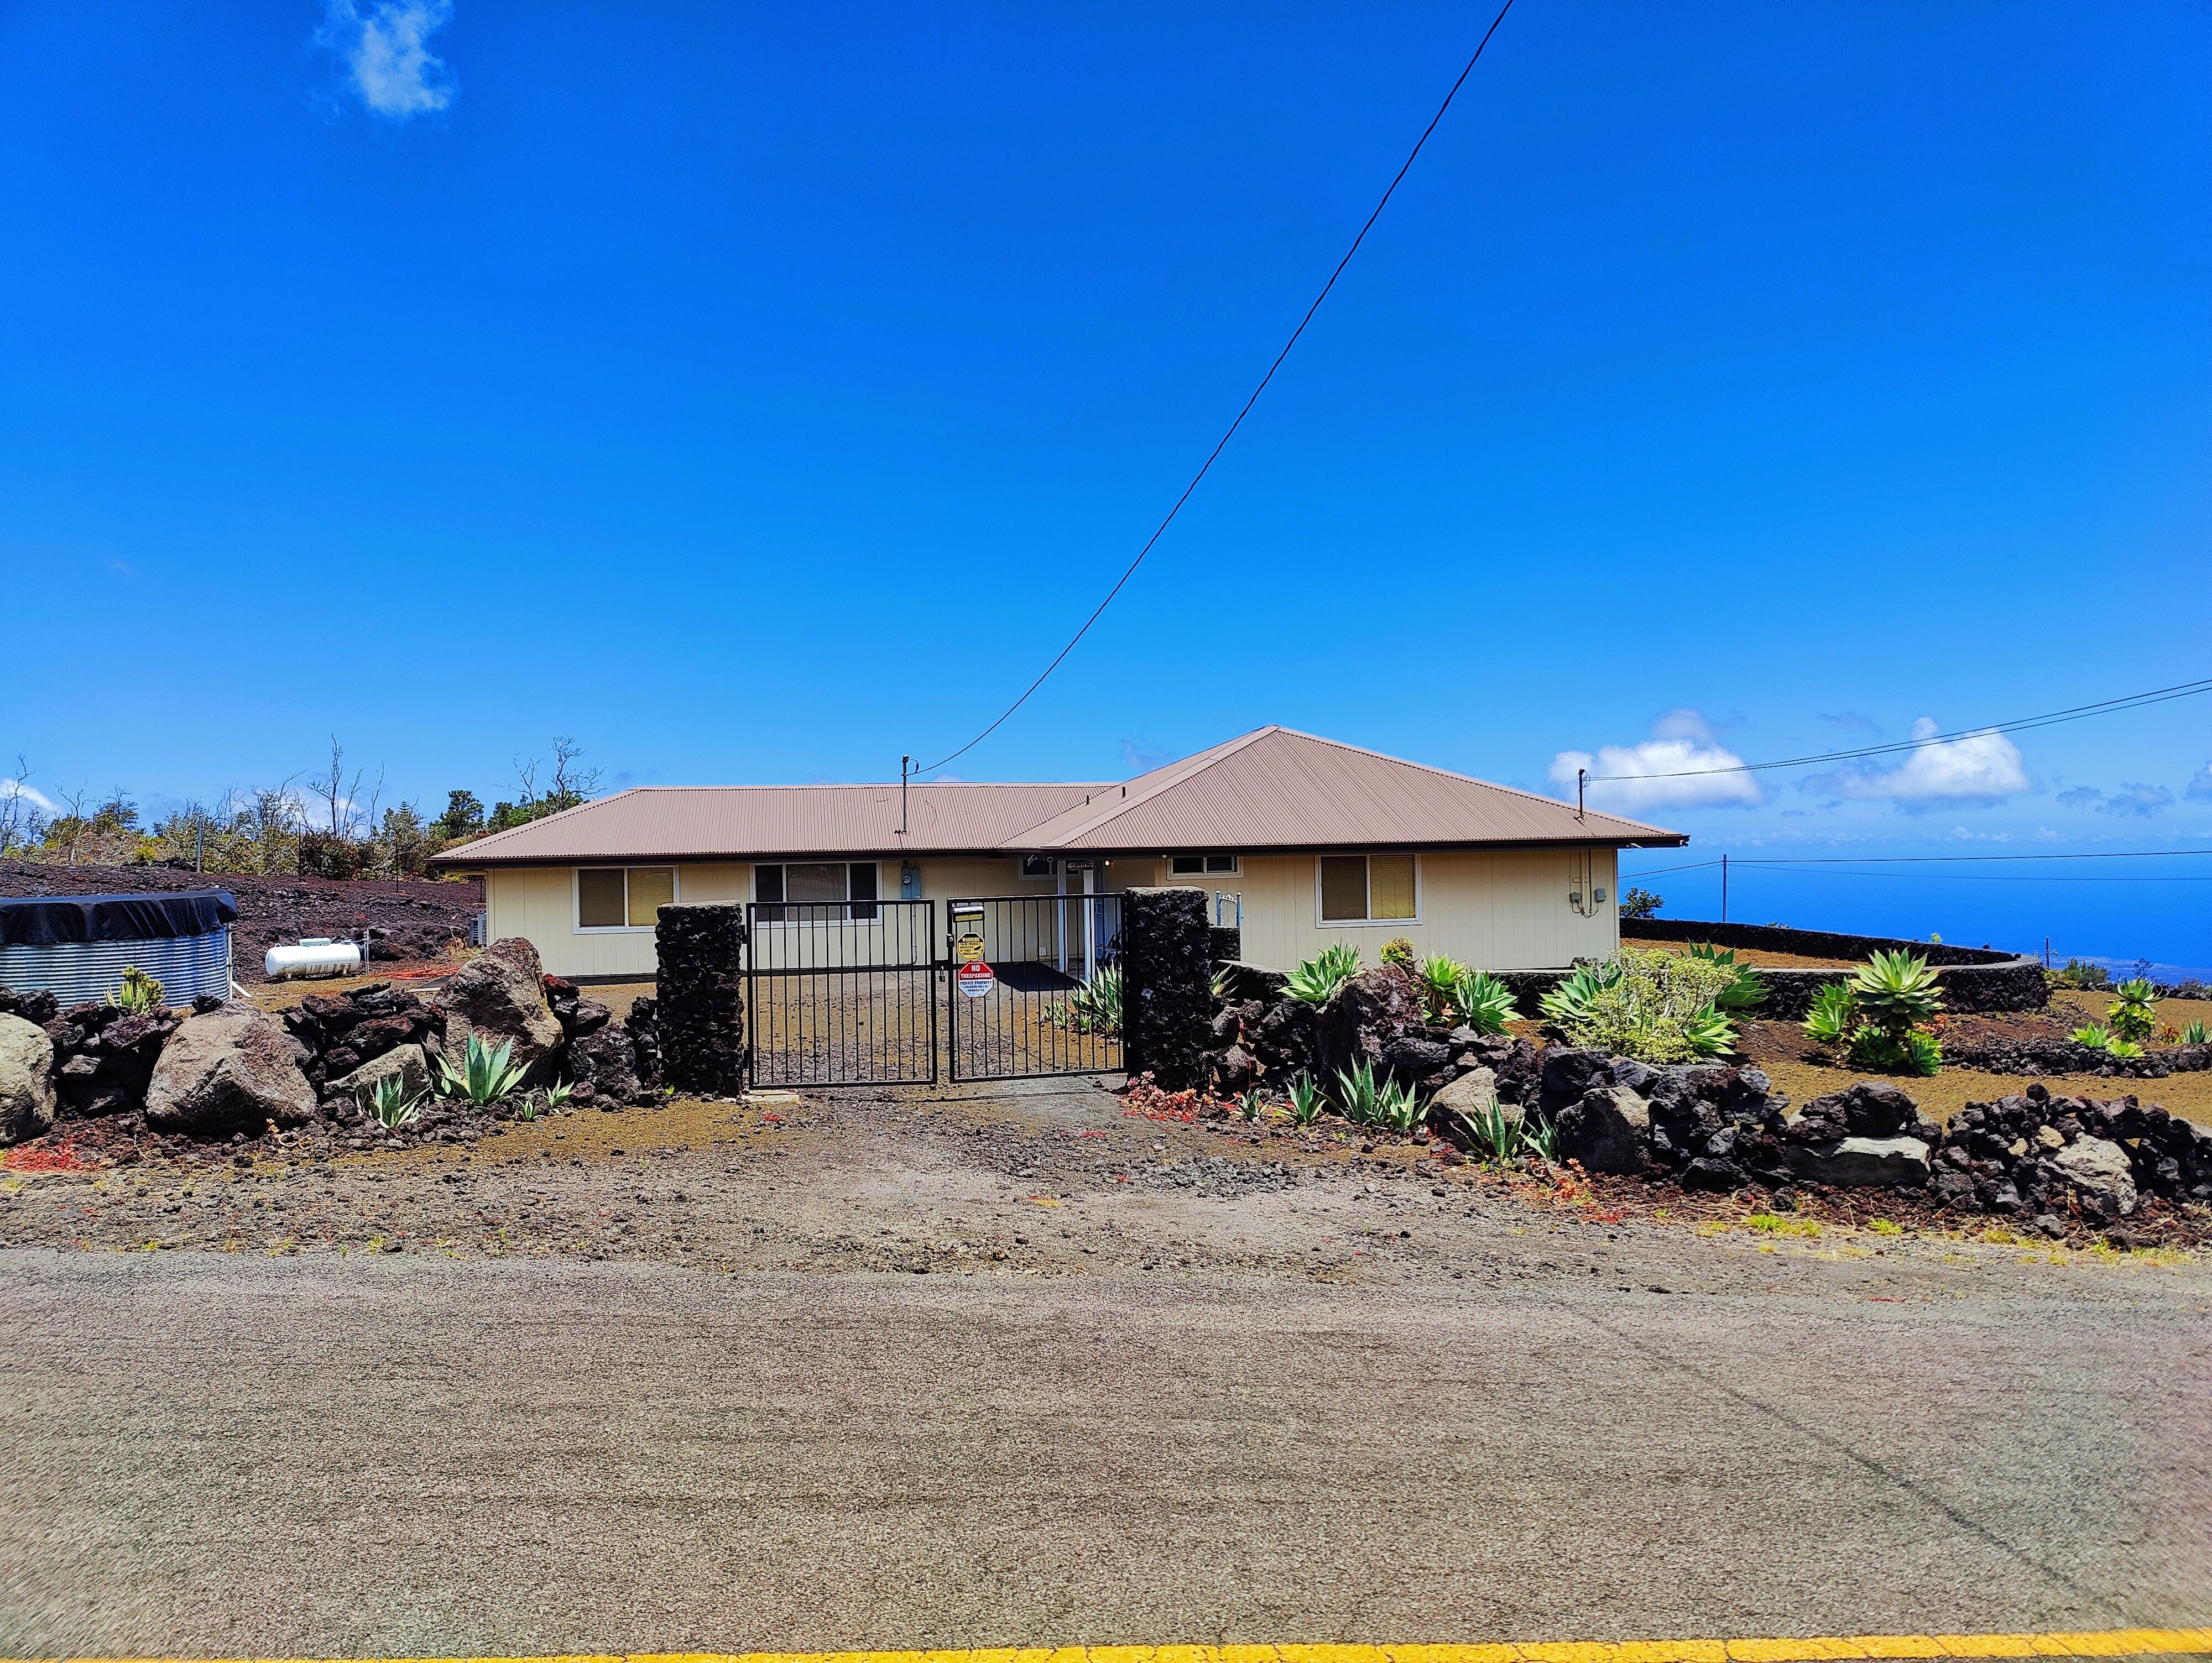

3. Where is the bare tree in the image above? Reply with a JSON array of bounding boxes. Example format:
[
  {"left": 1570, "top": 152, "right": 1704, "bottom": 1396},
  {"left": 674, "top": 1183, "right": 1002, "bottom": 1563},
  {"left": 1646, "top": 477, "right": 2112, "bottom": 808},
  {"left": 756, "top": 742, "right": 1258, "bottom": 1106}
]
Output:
[
  {"left": 547, "top": 736, "right": 600, "bottom": 808},
  {"left": 0, "top": 756, "right": 43, "bottom": 858},
  {"left": 54, "top": 783, "right": 92, "bottom": 867}
]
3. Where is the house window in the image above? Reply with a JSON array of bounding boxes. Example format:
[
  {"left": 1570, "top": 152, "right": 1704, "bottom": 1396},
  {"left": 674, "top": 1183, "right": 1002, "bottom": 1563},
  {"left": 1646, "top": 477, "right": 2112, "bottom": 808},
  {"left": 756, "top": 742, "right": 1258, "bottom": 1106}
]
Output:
[
  {"left": 1317, "top": 854, "right": 1417, "bottom": 924},
  {"left": 1168, "top": 853, "right": 1239, "bottom": 877},
  {"left": 755, "top": 861, "right": 879, "bottom": 921},
  {"left": 576, "top": 866, "right": 677, "bottom": 932},
  {"left": 1020, "top": 855, "right": 1059, "bottom": 878}
]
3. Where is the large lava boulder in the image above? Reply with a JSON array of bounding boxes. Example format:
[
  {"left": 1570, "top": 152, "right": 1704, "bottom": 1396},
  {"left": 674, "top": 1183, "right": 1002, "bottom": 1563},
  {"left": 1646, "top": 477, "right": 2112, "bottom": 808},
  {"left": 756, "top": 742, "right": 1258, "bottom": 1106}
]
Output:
[
  {"left": 1553, "top": 1081, "right": 1650, "bottom": 1174},
  {"left": 0, "top": 1013, "right": 58, "bottom": 1146},
  {"left": 1313, "top": 965, "right": 1428, "bottom": 1084},
  {"left": 436, "top": 937, "right": 564, "bottom": 1086},
  {"left": 145, "top": 1005, "right": 318, "bottom": 1135}
]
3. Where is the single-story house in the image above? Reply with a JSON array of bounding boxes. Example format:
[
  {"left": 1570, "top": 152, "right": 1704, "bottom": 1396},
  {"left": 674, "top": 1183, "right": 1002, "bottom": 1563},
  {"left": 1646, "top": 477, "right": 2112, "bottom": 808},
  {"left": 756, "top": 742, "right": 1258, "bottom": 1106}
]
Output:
[{"left": 429, "top": 726, "right": 1685, "bottom": 982}]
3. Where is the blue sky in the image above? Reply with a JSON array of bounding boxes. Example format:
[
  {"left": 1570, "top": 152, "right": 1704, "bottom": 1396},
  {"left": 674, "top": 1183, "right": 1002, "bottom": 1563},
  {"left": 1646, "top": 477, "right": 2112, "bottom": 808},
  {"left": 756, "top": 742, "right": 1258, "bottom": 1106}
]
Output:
[{"left": 2, "top": 2, "right": 2208, "bottom": 962}]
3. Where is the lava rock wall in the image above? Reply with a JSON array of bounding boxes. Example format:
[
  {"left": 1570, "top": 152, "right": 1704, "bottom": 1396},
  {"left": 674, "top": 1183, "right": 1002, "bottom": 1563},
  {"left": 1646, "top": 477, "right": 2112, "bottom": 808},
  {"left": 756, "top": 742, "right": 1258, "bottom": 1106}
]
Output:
[
  {"left": 653, "top": 904, "right": 747, "bottom": 1094},
  {"left": 1121, "top": 887, "right": 1212, "bottom": 1091}
]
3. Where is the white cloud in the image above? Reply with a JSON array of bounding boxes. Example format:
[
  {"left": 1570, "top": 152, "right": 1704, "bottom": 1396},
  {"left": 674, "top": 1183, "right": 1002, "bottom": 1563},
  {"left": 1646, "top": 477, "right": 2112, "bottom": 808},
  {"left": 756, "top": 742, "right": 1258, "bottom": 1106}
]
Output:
[
  {"left": 2187, "top": 762, "right": 2212, "bottom": 802},
  {"left": 2, "top": 778, "right": 56, "bottom": 813},
  {"left": 316, "top": 0, "right": 455, "bottom": 119},
  {"left": 1550, "top": 709, "right": 1762, "bottom": 813},
  {"left": 2098, "top": 782, "right": 2173, "bottom": 818},
  {"left": 1803, "top": 716, "right": 2029, "bottom": 810}
]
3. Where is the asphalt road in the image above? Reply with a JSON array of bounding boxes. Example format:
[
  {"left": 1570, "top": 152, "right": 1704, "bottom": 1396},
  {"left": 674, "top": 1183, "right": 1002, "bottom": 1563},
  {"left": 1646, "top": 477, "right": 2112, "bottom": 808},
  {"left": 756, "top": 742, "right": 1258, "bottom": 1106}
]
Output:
[{"left": 3, "top": 1251, "right": 2208, "bottom": 1657}]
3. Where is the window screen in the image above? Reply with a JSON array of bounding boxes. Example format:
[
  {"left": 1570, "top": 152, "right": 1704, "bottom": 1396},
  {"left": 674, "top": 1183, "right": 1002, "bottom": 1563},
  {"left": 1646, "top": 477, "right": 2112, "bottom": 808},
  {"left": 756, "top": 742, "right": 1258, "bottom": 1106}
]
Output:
[
  {"left": 786, "top": 862, "right": 848, "bottom": 905},
  {"left": 1171, "top": 853, "right": 1237, "bottom": 876},
  {"left": 1319, "top": 856, "right": 1368, "bottom": 922},
  {"left": 578, "top": 868, "right": 625, "bottom": 929},
  {"left": 625, "top": 867, "right": 675, "bottom": 927},
  {"left": 1205, "top": 854, "right": 1237, "bottom": 873},
  {"left": 1369, "top": 856, "right": 1416, "bottom": 919}
]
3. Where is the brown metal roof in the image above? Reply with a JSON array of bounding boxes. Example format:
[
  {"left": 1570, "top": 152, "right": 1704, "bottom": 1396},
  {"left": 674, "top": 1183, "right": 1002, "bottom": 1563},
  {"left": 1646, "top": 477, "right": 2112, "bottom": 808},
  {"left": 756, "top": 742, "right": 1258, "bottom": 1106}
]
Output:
[
  {"left": 1007, "top": 727, "right": 1682, "bottom": 853},
  {"left": 432, "top": 727, "right": 1684, "bottom": 867},
  {"left": 432, "top": 782, "right": 1107, "bottom": 866}
]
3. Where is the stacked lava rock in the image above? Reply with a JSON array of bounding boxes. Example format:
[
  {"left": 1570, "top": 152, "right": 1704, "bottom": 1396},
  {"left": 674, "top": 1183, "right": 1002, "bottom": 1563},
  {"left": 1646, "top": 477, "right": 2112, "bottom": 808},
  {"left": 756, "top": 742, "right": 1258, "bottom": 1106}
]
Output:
[
  {"left": 1942, "top": 1034, "right": 2211, "bottom": 1081},
  {"left": 541, "top": 975, "right": 652, "bottom": 1106},
  {"left": 0, "top": 988, "right": 182, "bottom": 1120},
  {"left": 1121, "top": 888, "right": 1214, "bottom": 1091},
  {"left": 1932, "top": 1084, "right": 2212, "bottom": 1221},
  {"left": 1535, "top": 1047, "right": 1793, "bottom": 1184},
  {"left": 1204, "top": 960, "right": 1541, "bottom": 1109},
  {"left": 280, "top": 982, "right": 443, "bottom": 1096},
  {"left": 651, "top": 904, "right": 747, "bottom": 1095}
]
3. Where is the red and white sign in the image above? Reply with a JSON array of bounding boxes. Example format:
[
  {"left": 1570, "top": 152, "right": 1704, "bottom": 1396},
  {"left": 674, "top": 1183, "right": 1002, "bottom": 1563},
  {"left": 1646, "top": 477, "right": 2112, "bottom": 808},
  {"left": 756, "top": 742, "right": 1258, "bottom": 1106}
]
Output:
[{"left": 956, "top": 961, "right": 995, "bottom": 998}]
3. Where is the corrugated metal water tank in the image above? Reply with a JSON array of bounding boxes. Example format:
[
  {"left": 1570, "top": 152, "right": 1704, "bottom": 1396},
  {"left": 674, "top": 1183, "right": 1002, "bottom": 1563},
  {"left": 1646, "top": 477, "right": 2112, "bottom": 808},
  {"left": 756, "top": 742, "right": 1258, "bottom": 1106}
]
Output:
[{"left": 0, "top": 889, "right": 238, "bottom": 1007}]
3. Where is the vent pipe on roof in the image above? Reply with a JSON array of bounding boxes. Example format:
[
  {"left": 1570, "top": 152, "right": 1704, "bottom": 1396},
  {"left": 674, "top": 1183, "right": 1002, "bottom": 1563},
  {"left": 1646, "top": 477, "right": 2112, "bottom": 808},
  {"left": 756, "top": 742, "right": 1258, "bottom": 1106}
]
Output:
[{"left": 900, "top": 756, "right": 910, "bottom": 836}]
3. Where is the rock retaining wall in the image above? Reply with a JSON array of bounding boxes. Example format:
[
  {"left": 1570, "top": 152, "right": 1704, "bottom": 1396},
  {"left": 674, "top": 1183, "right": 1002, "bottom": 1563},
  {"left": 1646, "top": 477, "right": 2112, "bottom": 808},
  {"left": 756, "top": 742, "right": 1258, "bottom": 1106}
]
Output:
[{"left": 1621, "top": 918, "right": 2047, "bottom": 1016}]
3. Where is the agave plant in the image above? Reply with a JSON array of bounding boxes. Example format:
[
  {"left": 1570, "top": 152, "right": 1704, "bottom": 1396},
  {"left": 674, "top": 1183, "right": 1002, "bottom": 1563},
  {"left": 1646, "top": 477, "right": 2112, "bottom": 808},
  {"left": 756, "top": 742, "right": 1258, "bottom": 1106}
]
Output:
[
  {"left": 1538, "top": 959, "right": 1620, "bottom": 1026},
  {"left": 1452, "top": 968, "right": 1519, "bottom": 1036},
  {"left": 1684, "top": 943, "right": 1766, "bottom": 1011},
  {"left": 1680, "top": 1001, "right": 1738, "bottom": 1060},
  {"left": 434, "top": 1032, "right": 529, "bottom": 1106},
  {"left": 1286, "top": 943, "right": 1361, "bottom": 1005},
  {"left": 1849, "top": 1024, "right": 1943, "bottom": 1077},
  {"left": 1286, "top": 1073, "right": 1325, "bottom": 1127},
  {"left": 1236, "top": 1087, "right": 1266, "bottom": 1124},
  {"left": 1333, "top": 1059, "right": 1384, "bottom": 1127},
  {"left": 2069, "top": 1021, "right": 2112, "bottom": 1048},
  {"left": 2103, "top": 1036, "right": 2146, "bottom": 1060},
  {"left": 1373, "top": 1075, "right": 1424, "bottom": 1137},
  {"left": 2185, "top": 1019, "right": 2210, "bottom": 1046},
  {"left": 1458, "top": 1099, "right": 1528, "bottom": 1162},
  {"left": 109, "top": 965, "right": 165, "bottom": 1014},
  {"left": 1803, "top": 982, "right": 1857, "bottom": 1046},
  {"left": 363, "top": 1072, "right": 424, "bottom": 1128},
  {"left": 2106, "top": 978, "right": 2158, "bottom": 1043},
  {"left": 545, "top": 1078, "right": 575, "bottom": 1110},
  {"left": 1210, "top": 966, "right": 1234, "bottom": 1002},
  {"left": 1416, "top": 954, "right": 1467, "bottom": 1024},
  {"left": 1848, "top": 950, "right": 1945, "bottom": 1037},
  {"left": 1052, "top": 965, "right": 1123, "bottom": 1035}
]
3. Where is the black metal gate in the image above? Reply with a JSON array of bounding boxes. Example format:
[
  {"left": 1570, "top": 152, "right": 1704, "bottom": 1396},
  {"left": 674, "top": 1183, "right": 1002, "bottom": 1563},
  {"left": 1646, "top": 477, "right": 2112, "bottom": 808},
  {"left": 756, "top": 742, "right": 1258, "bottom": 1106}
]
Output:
[
  {"left": 745, "top": 898, "right": 938, "bottom": 1086},
  {"left": 946, "top": 893, "right": 1123, "bottom": 1082}
]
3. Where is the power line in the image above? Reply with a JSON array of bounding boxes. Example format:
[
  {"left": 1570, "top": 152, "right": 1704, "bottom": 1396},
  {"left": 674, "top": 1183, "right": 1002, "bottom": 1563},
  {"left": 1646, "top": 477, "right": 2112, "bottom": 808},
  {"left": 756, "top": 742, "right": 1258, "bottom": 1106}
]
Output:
[
  {"left": 920, "top": 0, "right": 1519, "bottom": 775},
  {"left": 1583, "top": 676, "right": 2212, "bottom": 785}
]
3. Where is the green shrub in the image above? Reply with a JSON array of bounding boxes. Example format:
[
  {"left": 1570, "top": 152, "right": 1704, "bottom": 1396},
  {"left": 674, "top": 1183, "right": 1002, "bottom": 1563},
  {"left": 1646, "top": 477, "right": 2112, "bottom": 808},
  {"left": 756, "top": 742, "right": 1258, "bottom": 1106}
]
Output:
[
  {"left": 2048, "top": 958, "right": 2110, "bottom": 991},
  {"left": 1287, "top": 943, "right": 1361, "bottom": 1005},
  {"left": 1452, "top": 968, "right": 1520, "bottom": 1036},
  {"left": 2184, "top": 1019, "right": 2209, "bottom": 1046},
  {"left": 1379, "top": 937, "right": 1416, "bottom": 970},
  {"left": 2106, "top": 979, "right": 2157, "bottom": 1043},
  {"left": 2069, "top": 1021, "right": 2111, "bottom": 1048},
  {"left": 1538, "top": 948, "right": 1736, "bottom": 1064},
  {"left": 1849, "top": 949, "right": 1945, "bottom": 1034},
  {"left": 1849, "top": 1026, "right": 1942, "bottom": 1077}
]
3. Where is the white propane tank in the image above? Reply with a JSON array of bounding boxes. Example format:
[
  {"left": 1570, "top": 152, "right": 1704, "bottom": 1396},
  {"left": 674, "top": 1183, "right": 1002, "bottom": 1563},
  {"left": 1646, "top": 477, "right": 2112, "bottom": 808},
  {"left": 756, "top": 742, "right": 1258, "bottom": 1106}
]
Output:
[{"left": 264, "top": 937, "right": 363, "bottom": 980}]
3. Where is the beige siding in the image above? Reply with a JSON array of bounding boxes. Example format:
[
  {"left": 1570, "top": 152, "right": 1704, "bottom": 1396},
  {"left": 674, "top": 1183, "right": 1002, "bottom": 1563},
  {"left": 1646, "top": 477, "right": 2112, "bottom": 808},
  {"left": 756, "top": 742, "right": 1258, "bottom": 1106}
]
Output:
[
  {"left": 486, "top": 863, "right": 749, "bottom": 980},
  {"left": 485, "top": 856, "right": 1138, "bottom": 980},
  {"left": 1152, "top": 849, "right": 1619, "bottom": 972}
]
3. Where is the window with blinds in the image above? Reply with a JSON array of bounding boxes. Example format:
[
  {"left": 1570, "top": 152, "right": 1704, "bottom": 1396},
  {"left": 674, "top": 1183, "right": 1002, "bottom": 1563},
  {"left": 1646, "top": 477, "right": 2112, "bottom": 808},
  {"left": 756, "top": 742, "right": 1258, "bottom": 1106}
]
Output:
[
  {"left": 1317, "top": 854, "right": 1416, "bottom": 923},
  {"left": 577, "top": 867, "right": 676, "bottom": 930}
]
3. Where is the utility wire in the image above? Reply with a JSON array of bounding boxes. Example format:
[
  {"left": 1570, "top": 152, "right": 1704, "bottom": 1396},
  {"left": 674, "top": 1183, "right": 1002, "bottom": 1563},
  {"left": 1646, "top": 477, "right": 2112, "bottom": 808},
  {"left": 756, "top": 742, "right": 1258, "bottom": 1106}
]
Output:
[
  {"left": 920, "top": 0, "right": 1519, "bottom": 775},
  {"left": 1583, "top": 676, "right": 2212, "bottom": 784}
]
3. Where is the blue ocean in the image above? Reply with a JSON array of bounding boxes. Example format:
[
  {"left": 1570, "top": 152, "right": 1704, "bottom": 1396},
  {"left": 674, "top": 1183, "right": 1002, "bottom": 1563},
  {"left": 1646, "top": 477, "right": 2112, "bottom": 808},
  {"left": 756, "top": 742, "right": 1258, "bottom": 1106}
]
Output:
[{"left": 1616, "top": 858, "right": 2212, "bottom": 985}]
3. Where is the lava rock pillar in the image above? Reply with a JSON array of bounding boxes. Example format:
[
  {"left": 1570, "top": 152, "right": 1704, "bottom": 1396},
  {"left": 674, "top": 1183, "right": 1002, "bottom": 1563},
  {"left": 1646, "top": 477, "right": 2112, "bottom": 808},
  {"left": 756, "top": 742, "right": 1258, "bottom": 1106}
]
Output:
[
  {"left": 1120, "top": 886, "right": 1212, "bottom": 1091},
  {"left": 653, "top": 903, "right": 748, "bottom": 1094}
]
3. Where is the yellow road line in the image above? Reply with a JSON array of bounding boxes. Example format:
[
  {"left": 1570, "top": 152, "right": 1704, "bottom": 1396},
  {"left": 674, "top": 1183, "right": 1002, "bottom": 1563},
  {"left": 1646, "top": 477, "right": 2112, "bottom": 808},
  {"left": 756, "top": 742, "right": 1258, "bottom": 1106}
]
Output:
[{"left": 24, "top": 1632, "right": 2212, "bottom": 1663}]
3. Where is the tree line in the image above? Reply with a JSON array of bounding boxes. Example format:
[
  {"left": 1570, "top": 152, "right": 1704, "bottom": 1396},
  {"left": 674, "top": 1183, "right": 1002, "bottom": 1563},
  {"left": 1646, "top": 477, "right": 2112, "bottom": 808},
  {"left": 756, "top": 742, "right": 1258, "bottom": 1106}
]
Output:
[{"left": 0, "top": 736, "right": 599, "bottom": 881}]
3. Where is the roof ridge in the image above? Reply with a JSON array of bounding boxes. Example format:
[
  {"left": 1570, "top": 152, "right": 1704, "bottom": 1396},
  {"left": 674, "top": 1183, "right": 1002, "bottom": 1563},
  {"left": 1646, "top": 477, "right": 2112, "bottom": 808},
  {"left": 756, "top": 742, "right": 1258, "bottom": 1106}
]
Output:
[
  {"left": 999, "top": 727, "right": 1282, "bottom": 847},
  {"left": 1260, "top": 726, "right": 1674, "bottom": 836}
]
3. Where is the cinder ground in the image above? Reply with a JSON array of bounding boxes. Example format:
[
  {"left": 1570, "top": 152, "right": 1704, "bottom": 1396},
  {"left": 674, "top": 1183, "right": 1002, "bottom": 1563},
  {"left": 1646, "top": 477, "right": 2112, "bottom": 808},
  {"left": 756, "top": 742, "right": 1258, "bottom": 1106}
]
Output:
[{"left": 2, "top": 1076, "right": 2209, "bottom": 1656}]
